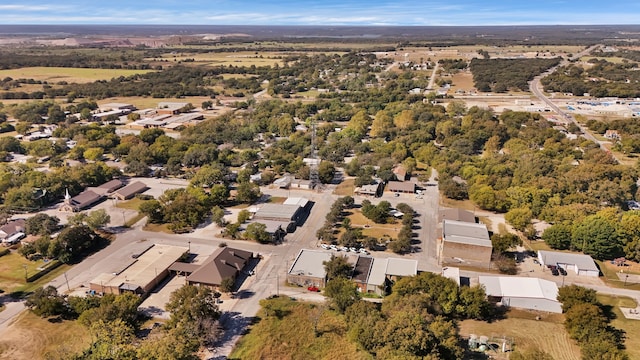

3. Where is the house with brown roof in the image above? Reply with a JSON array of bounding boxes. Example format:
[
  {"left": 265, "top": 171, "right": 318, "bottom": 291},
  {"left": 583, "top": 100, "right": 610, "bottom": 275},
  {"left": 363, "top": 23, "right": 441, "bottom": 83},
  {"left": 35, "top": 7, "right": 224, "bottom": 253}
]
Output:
[
  {"left": 387, "top": 181, "right": 416, "bottom": 193},
  {"left": 393, "top": 165, "right": 408, "bottom": 181},
  {"left": 96, "top": 179, "right": 125, "bottom": 194},
  {"left": 59, "top": 189, "right": 103, "bottom": 212},
  {"left": 113, "top": 181, "right": 149, "bottom": 200},
  {"left": 186, "top": 247, "right": 254, "bottom": 290}
]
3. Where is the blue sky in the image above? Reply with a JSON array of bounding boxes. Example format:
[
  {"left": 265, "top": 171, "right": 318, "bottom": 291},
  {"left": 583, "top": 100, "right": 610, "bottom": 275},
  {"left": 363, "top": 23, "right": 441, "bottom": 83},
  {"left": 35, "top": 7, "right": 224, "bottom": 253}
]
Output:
[{"left": 0, "top": 1, "right": 638, "bottom": 25}]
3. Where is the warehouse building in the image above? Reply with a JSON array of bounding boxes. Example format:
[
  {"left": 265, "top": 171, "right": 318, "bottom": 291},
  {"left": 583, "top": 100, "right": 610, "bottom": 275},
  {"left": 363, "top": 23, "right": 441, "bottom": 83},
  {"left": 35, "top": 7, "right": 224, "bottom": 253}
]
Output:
[
  {"left": 479, "top": 276, "right": 562, "bottom": 313},
  {"left": 89, "top": 244, "right": 188, "bottom": 295},
  {"left": 441, "top": 219, "right": 492, "bottom": 268},
  {"left": 538, "top": 250, "right": 600, "bottom": 277}
]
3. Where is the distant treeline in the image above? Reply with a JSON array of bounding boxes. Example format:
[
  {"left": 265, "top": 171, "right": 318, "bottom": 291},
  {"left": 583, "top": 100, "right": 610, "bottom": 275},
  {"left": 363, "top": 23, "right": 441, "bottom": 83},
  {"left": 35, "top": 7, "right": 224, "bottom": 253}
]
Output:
[
  {"left": 0, "top": 51, "right": 153, "bottom": 70},
  {"left": 470, "top": 57, "right": 561, "bottom": 92}
]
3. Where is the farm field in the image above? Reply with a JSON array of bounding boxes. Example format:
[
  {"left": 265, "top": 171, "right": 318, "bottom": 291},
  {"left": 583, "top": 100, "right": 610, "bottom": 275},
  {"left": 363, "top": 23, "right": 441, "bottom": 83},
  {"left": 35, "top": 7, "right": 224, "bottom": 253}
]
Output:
[
  {"left": 459, "top": 310, "right": 581, "bottom": 360},
  {"left": 0, "top": 311, "right": 91, "bottom": 360},
  {"left": 159, "top": 51, "right": 284, "bottom": 67},
  {"left": 0, "top": 67, "right": 155, "bottom": 84}
]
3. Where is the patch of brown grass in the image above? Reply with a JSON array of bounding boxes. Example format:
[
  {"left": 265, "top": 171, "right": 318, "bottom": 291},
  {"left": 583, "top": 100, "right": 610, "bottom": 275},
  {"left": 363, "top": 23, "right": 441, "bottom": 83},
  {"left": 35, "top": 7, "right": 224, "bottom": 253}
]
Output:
[
  {"left": 460, "top": 310, "right": 580, "bottom": 360},
  {"left": 0, "top": 311, "right": 91, "bottom": 359},
  {"left": 333, "top": 179, "right": 355, "bottom": 196}
]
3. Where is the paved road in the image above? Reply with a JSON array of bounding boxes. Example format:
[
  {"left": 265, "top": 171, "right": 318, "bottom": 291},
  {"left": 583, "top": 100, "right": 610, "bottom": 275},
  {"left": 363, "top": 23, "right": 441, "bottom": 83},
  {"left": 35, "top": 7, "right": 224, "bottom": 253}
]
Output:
[{"left": 529, "top": 44, "right": 617, "bottom": 160}]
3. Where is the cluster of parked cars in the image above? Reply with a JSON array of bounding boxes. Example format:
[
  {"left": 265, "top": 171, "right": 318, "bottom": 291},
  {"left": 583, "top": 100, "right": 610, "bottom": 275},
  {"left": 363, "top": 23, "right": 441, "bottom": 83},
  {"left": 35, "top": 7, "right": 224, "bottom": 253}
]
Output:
[
  {"left": 320, "top": 243, "right": 369, "bottom": 255},
  {"left": 547, "top": 264, "right": 567, "bottom": 276}
]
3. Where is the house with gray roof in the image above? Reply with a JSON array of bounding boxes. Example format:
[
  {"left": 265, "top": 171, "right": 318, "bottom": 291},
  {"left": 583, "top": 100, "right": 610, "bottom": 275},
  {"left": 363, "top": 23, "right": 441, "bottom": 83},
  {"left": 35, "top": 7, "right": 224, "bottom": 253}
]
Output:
[{"left": 538, "top": 250, "right": 600, "bottom": 277}]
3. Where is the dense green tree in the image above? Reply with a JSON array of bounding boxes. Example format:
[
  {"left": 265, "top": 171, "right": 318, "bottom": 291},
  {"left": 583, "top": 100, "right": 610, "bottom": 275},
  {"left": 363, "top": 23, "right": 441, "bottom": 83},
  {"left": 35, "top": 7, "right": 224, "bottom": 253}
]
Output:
[
  {"left": 324, "top": 277, "right": 360, "bottom": 313},
  {"left": 235, "top": 182, "right": 260, "bottom": 204},
  {"left": 244, "top": 222, "right": 272, "bottom": 244},
  {"left": 542, "top": 223, "right": 573, "bottom": 250},
  {"left": 25, "top": 285, "right": 67, "bottom": 317},
  {"left": 25, "top": 213, "right": 59, "bottom": 235},
  {"left": 84, "top": 209, "right": 111, "bottom": 230},
  {"left": 557, "top": 285, "right": 597, "bottom": 313},
  {"left": 504, "top": 206, "right": 533, "bottom": 231},
  {"left": 572, "top": 215, "right": 622, "bottom": 260},
  {"left": 490, "top": 232, "right": 521, "bottom": 254},
  {"left": 323, "top": 255, "right": 353, "bottom": 280},
  {"left": 318, "top": 161, "right": 336, "bottom": 184},
  {"left": 139, "top": 199, "right": 163, "bottom": 223}
]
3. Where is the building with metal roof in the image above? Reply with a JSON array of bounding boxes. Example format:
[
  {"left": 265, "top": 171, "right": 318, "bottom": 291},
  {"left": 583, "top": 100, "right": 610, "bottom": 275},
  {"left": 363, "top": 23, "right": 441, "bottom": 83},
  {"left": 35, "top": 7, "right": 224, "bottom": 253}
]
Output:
[
  {"left": 479, "top": 276, "right": 562, "bottom": 313},
  {"left": 114, "top": 181, "right": 149, "bottom": 200},
  {"left": 538, "top": 250, "right": 600, "bottom": 277},
  {"left": 253, "top": 202, "right": 307, "bottom": 225},
  {"left": 287, "top": 249, "right": 334, "bottom": 288},
  {"left": 441, "top": 219, "right": 492, "bottom": 268},
  {"left": 89, "top": 244, "right": 188, "bottom": 295}
]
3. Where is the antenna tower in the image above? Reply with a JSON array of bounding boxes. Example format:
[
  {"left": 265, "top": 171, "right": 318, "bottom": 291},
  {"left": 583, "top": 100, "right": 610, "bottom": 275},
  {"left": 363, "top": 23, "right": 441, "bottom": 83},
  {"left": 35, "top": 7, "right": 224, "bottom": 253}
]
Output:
[{"left": 309, "top": 120, "right": 320, "bottom": 190}]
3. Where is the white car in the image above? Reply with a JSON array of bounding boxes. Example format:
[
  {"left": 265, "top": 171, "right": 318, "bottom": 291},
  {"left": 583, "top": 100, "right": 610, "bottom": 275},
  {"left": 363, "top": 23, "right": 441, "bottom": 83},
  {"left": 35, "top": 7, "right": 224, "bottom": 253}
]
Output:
[
  {"left": 350, "top": 247, "right": 358, "bottom": 253},
  {"left": 359, "top": 249, "right": 369, "bottom": 255},
  {"left": 330, "top": 244, "right": 338, "bottom": 251},
  {"left": 320, "top": 244, "right": 329, "bottom": 250},
  {"left": 340, "top": 246, "right": 349, "bottom": 252}
]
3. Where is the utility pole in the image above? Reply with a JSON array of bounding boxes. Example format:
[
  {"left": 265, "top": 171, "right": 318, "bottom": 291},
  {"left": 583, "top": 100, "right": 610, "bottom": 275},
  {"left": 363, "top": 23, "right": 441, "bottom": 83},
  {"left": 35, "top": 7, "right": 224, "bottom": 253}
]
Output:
[
  {"left": 309, "top": 120, "right": 320, "bottom": 190},
  {"left": 23, "top": 264, "right": 28, "bottom": 283},
  {"left": 64, "top": 272, "right": 70, "bottom": 292},
  {"left": 276, "top": 274, "right": 279, "bottom": 297}
]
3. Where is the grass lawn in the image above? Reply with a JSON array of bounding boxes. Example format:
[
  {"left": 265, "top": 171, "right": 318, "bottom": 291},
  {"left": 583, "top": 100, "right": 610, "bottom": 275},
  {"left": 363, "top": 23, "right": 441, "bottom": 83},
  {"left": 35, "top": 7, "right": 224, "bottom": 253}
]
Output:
[
  {"left": 230, "top": 297, "right": 371, "bottom": 360},
  {"left": 267, "top": 196, "right": 287, "bottom": 204},
  {"left": 0, "top": 253, "right": 69, "bottom": 294},
  {"left": 0, "top": 311, "right": 91, "bottom": 360},
  {"left": 0, "top": 67, "right": 154, "bottom": 84},
  {"left": 459, "top": 309, "right": 580, "bottom": 360},
  {"left": 597, "top": 294, "right": 640, "bottom": 359},
  {"left": 597, "top": 260, "right": 640, "bottom": 291},
  {"left": 346, "top": 210, "right": 401, "bottom": 239},
  {"left": 115, "top": 197, "right": 147, "bottom": 211},
  {"left": 333, "top": 178, "right": 355, "bottom": 196},
  {"left": 142, "top": 223, "right": 173, "bottom": 234}
]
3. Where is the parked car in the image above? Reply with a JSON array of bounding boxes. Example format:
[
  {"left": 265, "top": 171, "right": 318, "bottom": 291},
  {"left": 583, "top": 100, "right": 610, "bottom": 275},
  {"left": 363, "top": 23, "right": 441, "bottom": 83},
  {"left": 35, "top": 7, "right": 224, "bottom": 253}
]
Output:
[
  {"left": 551, "top": 267, "right": 559, "bottom": 276},
  {"left": 329, "top": 244, "right": 338, "bottom": 251},
  {"left": 340, "top": 246, "right": 349, "bottom": 252},
  {"left": 359, "top": 248, "right": 369, "bottom": 255},
  {"left": 349, "top": 247, "right": 358, "bottom": 253},
  {"left": 307, "top": 286, "right": 320, "bottom": 292},
  {"left": 558, "top": 267, "right": 567, "bottom": 276},
  {"left": 320, "top": 244, "right": 329, "bottom": 250}
]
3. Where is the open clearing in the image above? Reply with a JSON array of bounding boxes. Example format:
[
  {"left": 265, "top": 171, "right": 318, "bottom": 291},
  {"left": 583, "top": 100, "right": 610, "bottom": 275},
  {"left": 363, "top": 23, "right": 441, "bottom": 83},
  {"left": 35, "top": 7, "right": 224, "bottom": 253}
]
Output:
[
  {"left": 159, "top": 51, "right": 283, "bottom": 67},
  {"left": 0, "top": 67, "right": 155, "bottom": 84},
  {"left": 597, "top": 294, "right": 640, "bottom": 360},
  {"left": 0, "top": 311, "right": 91, "bottom": 359},
  {"left": 459, "top": 310, "right": 581, "bottom": 360},
  {"left": 230, "top": 297, "right": 370, "bottom": 360},
  {"left": 0, "top": 252, "right": 66, "bottom": 293},
  {"left": 347, "top": 210, "right": 401, "bottom": 239}
]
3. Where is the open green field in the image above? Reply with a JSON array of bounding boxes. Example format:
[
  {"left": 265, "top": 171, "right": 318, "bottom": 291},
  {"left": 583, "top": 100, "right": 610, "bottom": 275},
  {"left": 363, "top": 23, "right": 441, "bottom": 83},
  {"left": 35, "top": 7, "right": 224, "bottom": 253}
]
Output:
[
  {"left": 0, "top": 311, "right": 91, "bottom": 360},
  {"left": 0, "top": 67, "right": 155, "bottom": 84},
  {"left": 459, "top": 309, "right": 580, "bottom": 360},
  {"left": 230, "top": 297, "right": 371, "bottom": 360},
  {"left": 580, "top": 56, "right": 629, "bottom": 64},
  {"left": 597, "top": 294, "right": 640, "bottom": 360}
]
